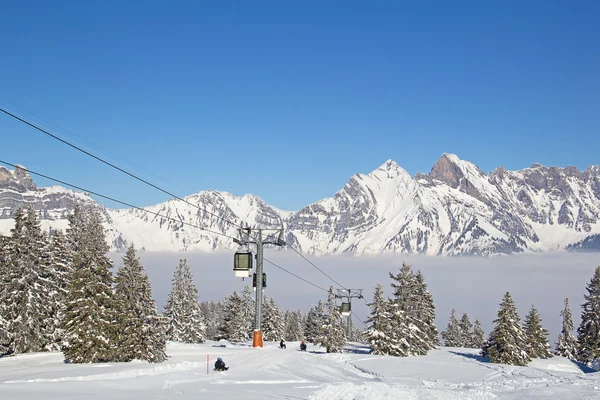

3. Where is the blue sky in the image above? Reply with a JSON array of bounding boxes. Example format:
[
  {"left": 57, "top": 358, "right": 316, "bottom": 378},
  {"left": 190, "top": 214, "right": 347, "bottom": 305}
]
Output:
[{"left": 1, "top": 1, "right": 598, "bottom": 210}]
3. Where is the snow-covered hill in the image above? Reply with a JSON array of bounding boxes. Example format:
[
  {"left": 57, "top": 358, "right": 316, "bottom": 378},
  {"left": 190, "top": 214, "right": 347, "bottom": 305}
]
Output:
[
  {"left": 1, "top": 154, "right": 599, "bottom": 256},
  {"left": 1, "top": 341, "right": 598, "bottom": 399}
]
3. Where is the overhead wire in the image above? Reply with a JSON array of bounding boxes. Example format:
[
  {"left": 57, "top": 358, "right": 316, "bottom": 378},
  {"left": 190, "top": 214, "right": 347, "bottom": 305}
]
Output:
[
  {"left": 0, "top": 104, "right": 356, "bottom": 305},
  {"left": 0, "top": 159, "right": 333, "bottom": 293},
  {"left": 0, "top": 106, "right": 245, "bottom": 231}
]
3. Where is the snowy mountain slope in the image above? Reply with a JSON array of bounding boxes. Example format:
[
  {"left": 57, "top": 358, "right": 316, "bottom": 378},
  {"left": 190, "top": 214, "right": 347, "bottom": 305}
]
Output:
[
  {"left": 1, "top": 156, "right": 599, "bottom": 256},
  {"left": 1, "top": 341, "right": 598, "bottom": 399}
]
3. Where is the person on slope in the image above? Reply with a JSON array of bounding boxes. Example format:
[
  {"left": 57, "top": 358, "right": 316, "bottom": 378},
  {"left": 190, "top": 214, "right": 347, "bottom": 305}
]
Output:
[
  {"left": 300, "top": 341, "right": 307, "bottom": 351},
  {"left": 279, "top": 340, "right": 286, "bottom": 349},
  {"left": 214, "top": 357, "right": 228, "bottom": 371}
]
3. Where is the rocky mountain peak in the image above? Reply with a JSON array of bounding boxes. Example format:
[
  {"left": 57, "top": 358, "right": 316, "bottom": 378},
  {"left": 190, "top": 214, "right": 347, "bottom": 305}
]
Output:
[
  {"left": 13, "top": 165, "right": 36, "bottom": 191},
  {"left": 429, "top": 153, "right": 466, "bottom": 188}
]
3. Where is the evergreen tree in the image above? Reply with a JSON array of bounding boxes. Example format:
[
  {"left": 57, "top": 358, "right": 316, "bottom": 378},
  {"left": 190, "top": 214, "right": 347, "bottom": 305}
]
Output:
[
  {"left": 458, "top": 313, "right": 473, "bottom": 348},
  {"left": 242, "top": 285, "right": 255, "bottom": 338},
  {"left": 304, "top": 301, "right": 326, "bottom": 343},
  {"left": 199, "top": 300, "right": 223, "bottom": 340},
  {"left": 0, "top": 313, "right": 10, "bottom": 356},
  {"left": 555, "top": 297, "right": 577, "bottom": 359},
  {"left": 47, "top": 229, "right": 71, "bottom": 350},
  {"left": 164, "top": 259, "right": 205, "bottom": 343},
  {"left": 363, "top": 283, "right": 399, "bottom": 355},
  {"left": 61, "top": 210, "right": 119, "bottom": 363},
  {"left": 524, "top": 305, "right": 553, "bottom": 359},
  {"left": 471, "top": 318, "right": 485, "bottom": 349},
  {"left": 114, "top": 244, "right": 167, "bottom": 363},
  {"left": 262, "top": 297, "right": 285, "bottom": 342},
  {"left": 577, "top": 266, "right": 600, "bottom": 366},
  {"left": 315, "top": 286, "right": 346, "bottom": 353},
  {"left": 217, "top": 291, "right": 248, "bottom": 342},
  {"left": 441, "top": 309, "right": 462, "bottom": 347},
  {"left": 388, "top": 262, "right": 431, "bottom": 355},
  {"left": 0, "top": 236, "right": 11, "bottom": 355},
  {"left": 284, "top": 310, "right": 303, "bottom": 341},
  {"left": 0, "top": 207, "right": 55, "bottom": 354},
  {"left": 414, "top": 270, "right": 439, "bottom": 348},
  {"left": 481, "top": 292, "right": 529, "bottom": 366}
]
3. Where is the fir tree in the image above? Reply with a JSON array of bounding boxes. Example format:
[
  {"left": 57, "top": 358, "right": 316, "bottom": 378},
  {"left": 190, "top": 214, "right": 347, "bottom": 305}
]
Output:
[
  {"left": 217, "top": 291, "right": 248, "bottom": 342},
  {"left": 441, "top": 309, "right": 462, "bottom": 347},
  {"left": 199, "top": 300, "right": 223, "bottom": 340},
  {"left": 114, "top": 244, "right": 167, "bottom": 363},
  {"left": 471, "top": 318, "right": 485, "bottom": 349},
  {"left": 363, "top": 283, "right": 398, "bottom": 355},
  {"left": 315, "top": 286, "right": 346, "bottom": 353},
  {"left": 577, "top": 266, "right": 600, "bottom": 366},
  {"left": 164, "top": 259, "right": 205, "bottom": 343},
  {"left": 414, "top": 270, "right": 439, "bottom": 348},
  {"left": 47, "top": 229, "right": 71, "bottom": 350},
  {"left": 524, "top": 305, "right": 553, "bottom": 359},
  {"left": 458, "top": 313, "right": 473, "bottom": 348},
  {"left": 304, "top": 301, "right": 326, "bottom": 343},
  {"left": 262, "top": 297, "right": 285, "bottom": 342},
  {"left": 284, "top": 310, "right": 303, "bottom": 341},
  {"left": 242, "top": 285, "right": 255, "bottom": 338},
  {"left": 555, "top": 297, "right": 577, "bottom": 359},
  {"left": 0, "top": 313, "right": 10, "bottom": 356},
  {"left": 0, "top": 207, "right": 55, "bottom": 354},
  {"left": 61, "top": 210, "right": 119, "bottom": 363},
  {"left": 481, "top": 292, "right": 529, "bottom": 366}
]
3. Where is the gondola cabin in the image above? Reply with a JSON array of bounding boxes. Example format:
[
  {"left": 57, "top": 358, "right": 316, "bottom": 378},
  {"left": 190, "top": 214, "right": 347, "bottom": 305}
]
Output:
[
  {"left": 233, "top": 252, "right": 253, "bottom": 277},
  {"left": 341, "top": 302, "right": 351, "bottom": 316}
]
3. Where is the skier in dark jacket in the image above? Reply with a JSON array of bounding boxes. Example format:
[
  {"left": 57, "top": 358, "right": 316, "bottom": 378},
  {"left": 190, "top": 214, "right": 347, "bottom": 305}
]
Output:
[
  {"left": 279, "top": 340, "right": 286, "bottom": 349},
  {"left": 214, "top": 357, "right": 228, "bottom": 371},
  {"left": 300, "top": 341, "right": 307, "bottom": 351}
]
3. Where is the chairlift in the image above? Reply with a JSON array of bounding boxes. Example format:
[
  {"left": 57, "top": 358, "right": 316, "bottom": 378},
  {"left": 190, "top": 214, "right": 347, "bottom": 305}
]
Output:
[
  {"left": 233, "top": 252, "right": 253, "bottom": 278},
  {"left": 252, "top": 273, "right": 267, "bottom": 290},
  {"left": 341, "top": 302, "right": 351, "bottom": 316}
]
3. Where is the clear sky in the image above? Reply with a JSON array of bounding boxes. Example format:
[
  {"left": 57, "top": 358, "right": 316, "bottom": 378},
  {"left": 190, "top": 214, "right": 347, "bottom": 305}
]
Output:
[{"left": 1, "top": 1, "right": 598, "bottom": 211}]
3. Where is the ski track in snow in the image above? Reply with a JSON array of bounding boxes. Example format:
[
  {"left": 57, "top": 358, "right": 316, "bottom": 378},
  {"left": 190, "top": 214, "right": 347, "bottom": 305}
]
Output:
[{"left": 0, "top": 342, "right": 598, "bottom": 399}]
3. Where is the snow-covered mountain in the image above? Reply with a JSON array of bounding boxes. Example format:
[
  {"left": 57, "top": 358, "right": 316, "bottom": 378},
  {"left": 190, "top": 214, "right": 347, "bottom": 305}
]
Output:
[{"left": 1, "top": 154, "right": 599, "bottom": 256}]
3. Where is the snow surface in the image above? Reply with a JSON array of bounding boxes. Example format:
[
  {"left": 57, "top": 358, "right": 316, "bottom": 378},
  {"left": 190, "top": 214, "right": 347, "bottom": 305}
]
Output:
[{"left": 1, "top": 341, "right": 598, "bottom": 399}]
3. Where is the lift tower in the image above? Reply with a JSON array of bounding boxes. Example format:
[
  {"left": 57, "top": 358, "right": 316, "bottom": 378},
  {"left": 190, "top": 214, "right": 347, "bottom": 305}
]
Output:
[
  {"left": 233, "top": 227, "right": 285, "bottom": 347},
  {"left": 335, "top": 289, "right": 363, "bottom": 338}
]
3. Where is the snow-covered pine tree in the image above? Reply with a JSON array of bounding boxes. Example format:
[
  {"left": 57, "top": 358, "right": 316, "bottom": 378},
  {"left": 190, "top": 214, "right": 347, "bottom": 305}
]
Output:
[
  {"left": 61, "top": 209, "right": 118, "bottom": 363},
  {"left": 576, "top": 266, "right": 600, "bottom": 366},
  {"left": 262, "top": 297, "right": 285, "bottom": 342},
  {"left": 315, "top": 286, "right": 346, "bottom": 353},
  {"left": 471, "top": 318, "right": 485, "bottom": 348},
  {"left": 524, "top": 305, "right": 553, "bottom": 359},
  {"left": 199, "top": 300, "right": 223, "bottom": 340},
  {"left": 389, "top": 262, "right": 432, "bottom": 355},
  {"left": 414, "top": 270, "right": 439, "bottom": 348},
  {"left": 114, "top": 244, "right": 167, "bottom": 363},
  {"left": 242, "top": 285, "right": 255, "bottom": 338},
  {"left": 458, "top": 313, "right": 473, "bottom": 348},
  {"left": 284, "top": 310, "right": 303, "bottom": 341},
  {"left": 217, "top": 291, "right": 248, "bottom": 342},
  {"left": 47, "top": 229, "right": 71, "bottom": 350},
  {"left": 0, "top": 235, "right": 10, "bottom": 355},
  {"left": 441, "top": 309, "right": 462, "bottom": 347},
  {"left": 481, "top": 292, "right": 529, "bottom": 366},
  {"left": 0, "top": 313, "right": 10, "bottom": 356},
  {"left": 304, "top": 301, "right": 326, "bottom": 344},
  {"left": 363, "top": 283, "right": 397, "bottom": 355},
  {"left": 163, "top": 259, "right": 205, "bottom": 343},
  {"left": 0, "top": 207, "right": 55, "bottom": 354},
  {"left": 555, "top": 297, "right": 577, "bottom": 359}
]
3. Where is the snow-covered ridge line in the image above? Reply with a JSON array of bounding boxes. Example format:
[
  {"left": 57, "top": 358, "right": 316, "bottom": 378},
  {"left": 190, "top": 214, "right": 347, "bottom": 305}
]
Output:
[{"left": 1, "top": 154, "right": 599, "bottom": 256}]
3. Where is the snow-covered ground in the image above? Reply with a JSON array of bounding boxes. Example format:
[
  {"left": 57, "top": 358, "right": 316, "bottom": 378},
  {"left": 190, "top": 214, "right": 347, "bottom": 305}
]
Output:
[{"left": 1, "top": 341, "right": 598, "bottom": 399}]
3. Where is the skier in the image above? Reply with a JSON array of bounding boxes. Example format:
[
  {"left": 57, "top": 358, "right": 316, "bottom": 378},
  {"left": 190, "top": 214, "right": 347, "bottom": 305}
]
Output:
[
  {"left": 214, "top": 357, "right": 228, "bottom": 371},
  {"left": 300, "top": 341, "right": 307, "bottom": 351},
  {"left": 279, "top": 340, "right": 286, "bottom": 349}
]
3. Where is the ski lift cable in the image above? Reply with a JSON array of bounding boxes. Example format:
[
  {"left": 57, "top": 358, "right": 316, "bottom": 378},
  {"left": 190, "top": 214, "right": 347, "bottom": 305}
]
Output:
[
  {"left": 0, "top": 106, "right": 245, "bottom": 231},
  {"left": 0, "top": 97, "right": 176, "bottom": 191},
  {"left": 286, "top": 244, "right": 348, "bottom": 291},
  {"left": 351, "top": 311, "right": 366, "bottom": 327},
  {"left": 0, "top": 160, "right": 238, "bottom": 241},
  {"left": 263, "top": 258, "right": 328, "bottom": 292}
]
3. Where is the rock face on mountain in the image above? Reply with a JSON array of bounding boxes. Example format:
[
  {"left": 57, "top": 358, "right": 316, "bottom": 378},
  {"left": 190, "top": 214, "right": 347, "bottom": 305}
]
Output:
[{"left": 0, "top": 155, "right": 599, "bottom": 256}]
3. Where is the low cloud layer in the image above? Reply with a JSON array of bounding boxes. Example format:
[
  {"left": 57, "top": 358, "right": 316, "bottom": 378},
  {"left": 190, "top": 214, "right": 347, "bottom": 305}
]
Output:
[{"left": 108, "top": 250, "right": 600, "bottom": 345}]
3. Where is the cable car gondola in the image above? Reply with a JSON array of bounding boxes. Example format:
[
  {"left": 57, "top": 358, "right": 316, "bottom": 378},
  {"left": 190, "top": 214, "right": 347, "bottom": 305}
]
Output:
[
  {"left": 233, "top": 251, "right": 253, "bottom": 277},
  {"left": 340, "top": 302, "right": 351, "bottom": 316}
]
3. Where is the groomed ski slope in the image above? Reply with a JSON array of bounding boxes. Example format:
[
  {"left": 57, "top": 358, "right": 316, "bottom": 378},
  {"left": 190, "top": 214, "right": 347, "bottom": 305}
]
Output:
[{"left": 1, "top": 341, "right": 598, "bottom": 399}]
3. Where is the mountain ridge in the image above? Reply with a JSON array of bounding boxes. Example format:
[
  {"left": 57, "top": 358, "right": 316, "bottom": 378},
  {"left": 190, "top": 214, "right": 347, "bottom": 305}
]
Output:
[{"left": 1, "top": 154, "right": 599, "bottom": 256}]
